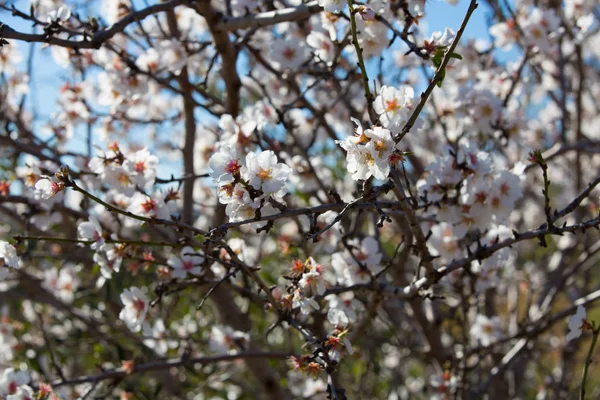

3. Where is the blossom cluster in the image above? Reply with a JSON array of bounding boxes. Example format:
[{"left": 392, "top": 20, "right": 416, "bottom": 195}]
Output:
[{"left": 208, "top": 147, "right": 292, "bottom": 224}]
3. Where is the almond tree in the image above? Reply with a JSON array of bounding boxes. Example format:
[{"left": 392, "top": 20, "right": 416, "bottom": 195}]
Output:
[{"left": 1, "top": 0, "right": 599, "bottom": 399}]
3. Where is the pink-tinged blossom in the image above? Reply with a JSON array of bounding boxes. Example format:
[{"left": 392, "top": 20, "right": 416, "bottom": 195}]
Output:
[
  {"left": 78, "top": 216, "right": 105, "bottom": 250},
  {"left": 355, "top": 19, "right": 389, "bottom": 59},
  {"left": 0, "top": 368, "right": 29, "bottom": 396},
  {"left": 459, "top": 88, "right": 503, "bottom": 133},
  {"left": 125, "top": 148, "right": 158, "bottom": 188},
  {"left": 135, "top": 47, "right": 161, "bottom": 73},
  {"left": 94, "top": 251, "right": 122, "bottom": 281},
  {"left": 119, "top": 286, "right": 149, "bottom": 332},
  {"left": 42, "top": 264, "right": 80, "bottom": 303},
  {"left": 566, "top": 305, "right": 587, "bottom": 342},
  {"left": 287, "top": 371, "right": 328, "bottom": 398},
  {"left": 241, "top": 100, "right": 277, "bottom": 133},
  {"left": 168, "top": 246, "right": 204, "bottom": 279},
  {"left": 427, "top": 222, "right": 462, "bottom": 261},
  {"left": 327, "top": 307, "right": 349, "bottom": 328},
  {"left": 208, "top": 145, "right": 242, "bottom": 185},
  {"left": 489, "top": 19, "right": 518, "bottom": 50},
  {"left": 142, "top": 319, "right": 177, "bottom": 356},
  {"left": 227, "top": 199, "right": 278, "bottom": 230},
  {"left": 0, "top": 44, "right": 23, "bottom": 76},
  {"left": 298, "top": 257, "right": 327, "bottom": 296},
  {"left": 218, "top": 182, "right": 252, "bottom": 206},
  {"left": 326, "top": 293, "right": 362, "bottom": 324},
  {"left": 6, "top": 385, "right": 34, "bottom": 400},
  {"left": 30, "top": 211, "right": 63, "bottom": 232},
  {"left": 269, "top": 39, "right": 309, "bottom": 70},
  {"left": 331, "top": 237, "right": 383, "bottom": 285},
  {"left": 218, "top": 113, "right": 256, "bottom": 149},
  {"left": 292, "top": 290, "right": 320, "bottom": 315},
  {"left": 127, "top": 192, "right": 170, "bottom": 220},
  {"left": 326, "top": 332, "right": 352, "bottom": 363},
  {"left": 0, "top": 318, "right": 17, "bottom": 362},
  {"left": 487, "top": 171, "right": 523, "bottom": 221},
  {"left": 429, "top": 371, "right": 459, "bottom": 399},
  {"left": 103, "top": 0, "right": 132, "bottom": 25},
  {"left": 356, "top": 6, "right": 376, "bottom": 22},
  {"left": 565, "top": 0, "right": 595, "bottom": 20},
  {"left": 521, "top": 8, "right": 560, "bottom": 52},
  {"left": 306, "top": 31, "right": 336, "bottom": 64},
  {"left": 209, "top": 325, "right": 249, "bottom": 354},
  {"left": 34, "top": 177, "right": 64, "bottom": 200},
  {"left": 157, "top": 39, "right": 188, "bottom": 75}
]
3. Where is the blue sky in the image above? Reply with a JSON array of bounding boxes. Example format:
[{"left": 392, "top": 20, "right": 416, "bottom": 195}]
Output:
[{"left": 427, "top": 0, "right": 492, "bottom": 41}]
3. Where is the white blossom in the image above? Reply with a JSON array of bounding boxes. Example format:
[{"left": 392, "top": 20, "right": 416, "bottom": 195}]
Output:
[
  {"left": 119, "top": 287, "right": 149, "bottom": 332},
  {"left": 317, "top": 0, "right": 346, "bottom": 13},
  {"left": 168, "top": 246, "right": 204, "bottom": 278}
]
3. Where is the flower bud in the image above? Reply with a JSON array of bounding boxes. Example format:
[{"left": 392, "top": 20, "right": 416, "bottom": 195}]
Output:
[{"left": 356, "top": 6, "right": 375, "bottom": 22}]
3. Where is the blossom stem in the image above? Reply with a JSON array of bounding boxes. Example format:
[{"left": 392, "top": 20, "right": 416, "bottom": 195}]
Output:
[
  {"left": 395, "top": 0, "right": 479, "bottom": 143},
  {"left": 530, "top": 149, "right": 555, "bottom": 246},
  {"left": 67, "top": 179, "right": 207, "bottom": 236},
  {"left": 347, "top": 0, "right": 373, "bottom": 105},
  {"left": 580, "top": 327, "right": 600, "bottom": 399}
]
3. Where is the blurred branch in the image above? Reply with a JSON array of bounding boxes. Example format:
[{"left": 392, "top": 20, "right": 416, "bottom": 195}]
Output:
[{"left": 50, "top": 351, "right": 292, "bottom": 387}]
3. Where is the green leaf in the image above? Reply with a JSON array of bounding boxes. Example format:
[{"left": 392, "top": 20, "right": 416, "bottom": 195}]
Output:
[{"left": 436, "top": 69, "right": 447, "bottom": 88}]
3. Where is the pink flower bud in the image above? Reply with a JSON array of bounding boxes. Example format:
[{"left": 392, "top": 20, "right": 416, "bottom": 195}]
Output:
[
  {"left": 357, "top": 6, "right": 376, "bottom": 22},
  {"left": 271, "top": 286, "right": 283, "bottom": 300}
]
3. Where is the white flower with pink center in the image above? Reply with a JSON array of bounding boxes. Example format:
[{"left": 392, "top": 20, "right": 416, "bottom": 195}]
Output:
[
  {"left": 299, "top": 257, "right": 326, "bottom": 296},
  {"left": 168, "top": 246, "right": 204, "bottom": 278},
  {"left": 331, "top": 237, "right": 383, "bottom": 285},
  {"left": 208, "top": 145, "right": 242, "bottom": 185},
  {"left": 269, "top": 39, "right": 308, "bottom": 70},
  {"left": 0, "top": 368, "right": 30, "bottom": 396},
  {"left": 34, "top": 177, "right": 63, "bottom": 200},
  {"left": 119, "top": 286, "right": 149, "bottom": 332},
  {"left": 6, "top": 384, "right": 35, "bottom": 400},
  {"left": 125, "top": 148, "right": 159, "bottom": 188},
  {"left": 128, "top": 192, "right": 170, "bottom": 220},
  {"left": 142, "top": 319, "right": 177, "bottom": 356},
  {"left": 77, "top": 216, "right": 105, "bottom": 250},
  {"left": 306, "top": 31, "right": 336, "bottom": 64}
]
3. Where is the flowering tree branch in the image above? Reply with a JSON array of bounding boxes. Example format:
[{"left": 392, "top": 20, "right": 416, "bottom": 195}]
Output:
[
  {"left": 395, "top": 0, "right": 479, "bottom": 143},
  {"left": 0, "top": 0, "right": 599, "bottom": 398}
]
